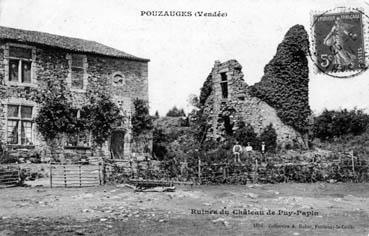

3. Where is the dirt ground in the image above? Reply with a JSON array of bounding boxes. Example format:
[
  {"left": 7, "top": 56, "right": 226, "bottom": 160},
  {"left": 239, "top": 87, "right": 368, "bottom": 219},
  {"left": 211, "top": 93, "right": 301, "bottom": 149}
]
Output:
[{"left": 0, "top": 182, "right": 369, "bottom": 236}]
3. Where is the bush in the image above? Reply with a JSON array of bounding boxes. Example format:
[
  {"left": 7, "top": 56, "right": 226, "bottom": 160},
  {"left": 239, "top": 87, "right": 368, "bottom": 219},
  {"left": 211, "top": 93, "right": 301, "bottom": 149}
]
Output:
[
  {"left": 314, "top": 108, "right": 369, "bottom": 141},
  {"left": 259, "top": 124, "right": 277, "bottom": 153},
  {"left": 166, "top": 106, "right": 186, "bottom": 117},
  {"left": 234, "top": 121, "right": 258, "bottom": 147},
  {"left": 132, "top": 99, "right": 153, "bottom": 137},
  {"left": 81, "top": 93, "right": 122, "bottom": 146},
  {"left": 152, "top": 128, "right": 169, "bottom": 160}
]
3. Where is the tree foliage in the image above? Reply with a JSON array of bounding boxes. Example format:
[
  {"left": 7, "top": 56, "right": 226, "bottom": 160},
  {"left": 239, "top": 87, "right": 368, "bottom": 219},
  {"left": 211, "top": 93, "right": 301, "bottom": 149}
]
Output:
[
  {"left": 249, "top": 25, "right": 310, "bottom": 134},
  {"left": 81, "top": 93, "right": 122, "bottom": 146},
  {"left": 259, "top": 123, "right": 277, "bottom": 153},
  {"left": 152, "top": 128, "right": 169, "bottom": 160},
  {"left": 234, "top": 121, "right": 258, "bottom": 147},
  {"left": 166, "top": 106, "right": 185, "bottom": 117},
  {"left": 34, "top": 79, "right": 78, "bottom": 141},
  {"left": 199, "top": 74, "right": 212, "bottom": 106},
  {"left": 314, "top": 108, "right": 369, "bottom": 141},
  {"left": 35, "top": 79, "right": 122, "bottom": 146},
  {"left": 131, "top": 98, "right": 153, "bottom": 137}
]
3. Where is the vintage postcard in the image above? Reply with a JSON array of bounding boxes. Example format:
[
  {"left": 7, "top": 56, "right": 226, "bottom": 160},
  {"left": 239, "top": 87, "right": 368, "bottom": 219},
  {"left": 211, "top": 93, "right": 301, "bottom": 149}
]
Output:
[{"left": 0, "top": 0, "right": 369, "bottom": 235}]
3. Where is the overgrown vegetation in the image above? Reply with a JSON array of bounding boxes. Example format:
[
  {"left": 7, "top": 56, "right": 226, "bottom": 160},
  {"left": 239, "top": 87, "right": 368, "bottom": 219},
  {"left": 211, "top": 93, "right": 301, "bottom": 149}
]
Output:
[
  {"left": 259, "top": 123, "right": 278, "bottom": 152},
  {"left": 234, "top": 121, "right": 258, "bottom": 147},
  {"left": 81, "top": 93, "right": 122, "bottom": 146},
  {"left": 166, "top": 106, "right": 185, "bottom": 117},
  {"left": 249, "top": 25, "right": 311, "bottom": 134},
  {"left": 131, "top": 99, "right": 153, "bottom": 137},
  {"left": 34, "top": 79, "right": 77, "bottom": 141},
  {"left": 313, "top": 108, "right": 369, "bottom": 141},
  {"left": 34, "top": 79, "right": 122, "bottom": 147}
]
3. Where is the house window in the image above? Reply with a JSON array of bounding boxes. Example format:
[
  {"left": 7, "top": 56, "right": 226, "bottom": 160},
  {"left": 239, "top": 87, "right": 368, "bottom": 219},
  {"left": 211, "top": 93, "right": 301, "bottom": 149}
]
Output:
[
  {"left": 71, "top": 54, "right": 85, "bottom": 89},
  {"left": 7, "top": 105, "right": 33, "bottom": 145},
  {"left": 8, "top": 46, "right": 32, "bottom": 84},
  {"left": 220, "top": 72, "right": 228, "bottom": 99},
  {"left": 112, "top": 73, "right": 125, "bottom": 86}
]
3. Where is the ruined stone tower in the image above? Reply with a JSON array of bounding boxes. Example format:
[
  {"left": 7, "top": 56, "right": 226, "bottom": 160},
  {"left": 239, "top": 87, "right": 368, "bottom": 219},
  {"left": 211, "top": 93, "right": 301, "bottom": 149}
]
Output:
[{"left": 203, "top": 59, "right": 305, "bottom": 147}]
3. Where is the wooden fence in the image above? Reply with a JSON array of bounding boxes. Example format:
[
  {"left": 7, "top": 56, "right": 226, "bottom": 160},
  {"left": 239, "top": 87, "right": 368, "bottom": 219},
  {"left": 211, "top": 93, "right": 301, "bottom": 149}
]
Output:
[
  {"left": 0, "top": 164, "right": 20, "bottom": 188},
  {"left": 49, "top": 163, "right": 102, "bottom": 188}
]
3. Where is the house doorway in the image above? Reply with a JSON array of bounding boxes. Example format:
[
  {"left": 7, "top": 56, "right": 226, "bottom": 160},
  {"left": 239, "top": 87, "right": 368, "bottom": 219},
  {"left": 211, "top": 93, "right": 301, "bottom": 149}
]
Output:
[{"left": 110, "top": 130, "right": 125, "bottom": 159}]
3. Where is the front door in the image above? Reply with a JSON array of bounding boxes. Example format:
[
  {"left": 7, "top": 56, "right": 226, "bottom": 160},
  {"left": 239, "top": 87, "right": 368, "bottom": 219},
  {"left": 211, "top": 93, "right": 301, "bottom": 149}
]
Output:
[{"left": 110, "top": 130, "right": 125, "bottom": 159}]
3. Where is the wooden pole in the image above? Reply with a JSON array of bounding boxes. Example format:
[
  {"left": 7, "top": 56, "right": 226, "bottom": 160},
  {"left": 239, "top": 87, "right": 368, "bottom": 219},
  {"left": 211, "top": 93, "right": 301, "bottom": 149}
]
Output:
[
  {"left": 63, "top": 165, "right": 67, "bottom": 188},
  {"left": 102, "top": 161, "right": 106, "bottom": 185},
  {"left": 79, "top": 165, "right": 82, "bottom": 187},
  {"left": 198, "top": 158, "right": 201, "bottom": 184},
  {"left": 17, "top": 162, "right": 20, "bottom": 186},
  {"left": 98, "top": 162, "right": 102, "bottom": 185},
  {"left": 253, "top": 159, "right": 258, "bottom": 183},
  {"left": 50, "top": 164, "right": 52, "bottom": 188},
  {"left": 351, "top": 152, "right": 355, "bottom": 176}
]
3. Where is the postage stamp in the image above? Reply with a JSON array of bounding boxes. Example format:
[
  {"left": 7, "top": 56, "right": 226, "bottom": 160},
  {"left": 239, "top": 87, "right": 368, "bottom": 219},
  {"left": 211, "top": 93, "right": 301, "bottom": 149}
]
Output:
[{"left": 310, "top": 8, "right": 368, "bottom": 77}]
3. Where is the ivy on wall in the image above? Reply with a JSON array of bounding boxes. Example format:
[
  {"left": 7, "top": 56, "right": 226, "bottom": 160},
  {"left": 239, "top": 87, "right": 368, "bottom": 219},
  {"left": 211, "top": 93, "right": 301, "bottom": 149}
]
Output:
[
  {"left": 81, "top": 92, "right": 122, "bottom": 146},
  {"left": 34, "top": 79, "right": 78, "bottom": 141},
  {"left": 131, "top": 98, "right": 153, "bottom": 137},
  {"left": 249, "top": 25, "right": 311, "bottom": 134},
  {"left": 34, "top": 79, "right": 122, "bottom": 146},
  {"left": 199, "top": 74, "right": 212, "bottom": 106}
]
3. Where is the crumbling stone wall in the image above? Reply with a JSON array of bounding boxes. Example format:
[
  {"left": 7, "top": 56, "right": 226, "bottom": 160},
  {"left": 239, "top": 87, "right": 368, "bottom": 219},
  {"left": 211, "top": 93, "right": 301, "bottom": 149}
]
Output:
[
  {"left": 0, "top": 40, "right": 149, "bottom": 162},
  {"left": 205, "top": 60, "right": 304, "bottom": 147}
]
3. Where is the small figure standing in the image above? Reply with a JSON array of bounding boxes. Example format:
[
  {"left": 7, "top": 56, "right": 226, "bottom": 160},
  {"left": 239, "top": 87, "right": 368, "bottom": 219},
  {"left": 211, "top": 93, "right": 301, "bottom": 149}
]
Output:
[
  {"left": 245, "top": 142, "right": 253, "bottom": 160},
  {"left": 232, "top": 141, "right": 242, "bottom": 163},
  {"left": 245, "top": 142, "right": 253, "bottom": 152}
]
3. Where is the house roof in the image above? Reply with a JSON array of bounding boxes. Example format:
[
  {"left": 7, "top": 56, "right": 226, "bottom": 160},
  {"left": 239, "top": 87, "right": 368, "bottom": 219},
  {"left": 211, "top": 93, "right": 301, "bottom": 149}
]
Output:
[{"left": 0, "top": 25, "right": 149, "bottom": 62}]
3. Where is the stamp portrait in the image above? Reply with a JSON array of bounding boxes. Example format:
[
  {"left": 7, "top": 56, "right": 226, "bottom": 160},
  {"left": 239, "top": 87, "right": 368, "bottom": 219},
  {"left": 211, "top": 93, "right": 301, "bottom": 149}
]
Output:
[{"left": 312, "top": 10, "right": 365, "bottom": 74}]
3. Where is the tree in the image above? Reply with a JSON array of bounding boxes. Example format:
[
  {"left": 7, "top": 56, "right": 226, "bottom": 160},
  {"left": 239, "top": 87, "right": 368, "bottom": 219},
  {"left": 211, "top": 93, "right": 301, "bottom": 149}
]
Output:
[
  {"left": 313, "top": 108, "right": 369, "bottom": 141},
  {"left": 131, "top": 99, "right": 153, "bottom": 137},
  {"left": 81, "top": 93, "right": 122, "bottom": 146},
  {"left": 154, "top": 110, "right": 160, "bottom": 118},
  {"left": 166, "top": 106, "right": 186, "bottom": 117},
  {"left": 234, "top": 121, "right": 258, "bottom": 148},
  {"left": 259, "top": 123, "right": 277, "bottom": 152},
  {"left": 152, "top": 128, "right": 168, "bottom": 160},
  {"left": 34, "top": 79, "right": 77, "bottom": 141}
]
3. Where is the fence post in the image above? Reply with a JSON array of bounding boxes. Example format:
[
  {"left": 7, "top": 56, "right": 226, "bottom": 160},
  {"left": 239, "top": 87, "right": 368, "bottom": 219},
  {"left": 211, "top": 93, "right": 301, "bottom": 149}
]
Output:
[
  {"left": 79, "top": 164, "right": 82, "bottom": 187},
  {"left": 351, "top": 152, "right": 356, "bottom": 178},
  {"left": 50, "top": 164, "right": 53, "bottom": 188},
  {"left": 198, "top": 158, "right": 201, "bottom": 184},
  {"left": 102, "top": 160, "right": 106, "bottom": 185},
  {"left": 253, "top": 159, "right": 258, "bottom": 183},
  {"left": 223, "top": 164, "right": 227, "bottom": 181},
  {"left": 17, "top": 162, "right": 20, "bottom": 186},
  {"left": 98, "top": 162, "right": 102, "bottom": 185},
  {"left": 63, "top": 165, "right": 67, "bottom": 188},
  {"left": 130, "top": 160, "right": 134, "bottom": 179}
]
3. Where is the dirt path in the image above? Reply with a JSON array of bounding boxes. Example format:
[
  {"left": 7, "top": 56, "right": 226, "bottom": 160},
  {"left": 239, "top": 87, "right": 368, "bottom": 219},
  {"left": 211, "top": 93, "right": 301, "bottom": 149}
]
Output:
[{"left": 0, "top": 183, "right": 369, "bottom": 235}]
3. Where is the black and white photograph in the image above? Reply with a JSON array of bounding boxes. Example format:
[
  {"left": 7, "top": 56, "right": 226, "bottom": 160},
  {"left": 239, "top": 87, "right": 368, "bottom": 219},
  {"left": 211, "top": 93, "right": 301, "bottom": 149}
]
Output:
[{"left": 0, "top": 0, "right": 369, "bottom": 235}]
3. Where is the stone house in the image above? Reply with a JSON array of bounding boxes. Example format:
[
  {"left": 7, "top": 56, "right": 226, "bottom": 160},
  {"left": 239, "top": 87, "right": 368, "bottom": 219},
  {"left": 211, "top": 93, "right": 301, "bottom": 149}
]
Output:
[
  {"left": 0, "top": 26, "right": 150, "bottom": 162},
  {"left": 203, "top": 60, "right": 305, "bottom": 148}
]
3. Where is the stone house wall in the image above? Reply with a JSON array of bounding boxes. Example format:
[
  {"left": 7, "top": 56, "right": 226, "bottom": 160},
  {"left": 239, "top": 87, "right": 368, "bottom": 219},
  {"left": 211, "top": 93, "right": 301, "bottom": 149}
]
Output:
[
  {"left": 0, "top": 40, "right": 149, "bottom": 162},
  {"left": 205, "top": 60, "right": 304, "bottom": 147}
]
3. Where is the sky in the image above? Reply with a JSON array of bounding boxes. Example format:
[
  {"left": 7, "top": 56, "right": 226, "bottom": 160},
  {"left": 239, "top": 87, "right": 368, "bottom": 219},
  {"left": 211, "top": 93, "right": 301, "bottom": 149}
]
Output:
[{"left": 0, "top": 0, "right": 368, "bottom": 116}]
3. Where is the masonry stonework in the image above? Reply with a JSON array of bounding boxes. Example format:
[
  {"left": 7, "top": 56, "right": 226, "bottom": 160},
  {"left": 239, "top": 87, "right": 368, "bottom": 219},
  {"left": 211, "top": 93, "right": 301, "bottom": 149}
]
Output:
[
  {"left": 0, "top": 35, "right": 149, "bottom": 162},
  {"left": 205, "top": 60, "right": 304, "bottom": 147}
]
